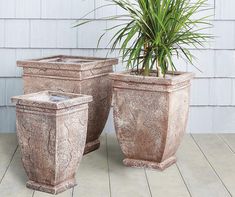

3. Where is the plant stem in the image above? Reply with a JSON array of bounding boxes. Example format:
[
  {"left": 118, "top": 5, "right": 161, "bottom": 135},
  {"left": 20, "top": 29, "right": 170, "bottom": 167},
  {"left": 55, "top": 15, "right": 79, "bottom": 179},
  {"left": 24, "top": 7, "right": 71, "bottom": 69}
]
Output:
[
  {"left": 156, "top": 60, "right": 163, "bottom": 78},
  {"left": 143, "top": 43, "right": 149, "bottom": 76}
]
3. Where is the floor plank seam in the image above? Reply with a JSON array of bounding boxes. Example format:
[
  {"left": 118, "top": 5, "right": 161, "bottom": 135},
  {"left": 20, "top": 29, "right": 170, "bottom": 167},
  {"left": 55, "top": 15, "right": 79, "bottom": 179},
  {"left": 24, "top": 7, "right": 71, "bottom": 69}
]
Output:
[
  {"left": 217, "top": 134, "right": 235, "bottom": 154},
  {"left": 144, "top": 168, "right": 153, "bottom": 197},
  {"left": 106, "top": 133, "right": 112, "bottom": 197},
  {"left": 175, "top": 163, "right": 192, "bottom": 197},
  {"left": 0, "top": 145, "right": 18, "bottom": 184},
  {"left": 190, "top": 134, "right": 233, "bottom": 197}
]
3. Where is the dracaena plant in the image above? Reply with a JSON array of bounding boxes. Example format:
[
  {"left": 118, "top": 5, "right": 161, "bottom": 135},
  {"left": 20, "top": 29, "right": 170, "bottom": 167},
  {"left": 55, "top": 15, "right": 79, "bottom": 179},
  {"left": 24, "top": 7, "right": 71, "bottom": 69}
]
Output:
[{"left": 75, "top": 0, "right": 212, "bottom": 77}]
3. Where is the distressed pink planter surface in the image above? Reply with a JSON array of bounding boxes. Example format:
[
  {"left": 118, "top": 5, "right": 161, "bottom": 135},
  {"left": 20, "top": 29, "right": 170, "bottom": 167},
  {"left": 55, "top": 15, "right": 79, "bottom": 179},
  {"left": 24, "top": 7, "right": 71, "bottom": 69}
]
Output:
[
  {"left": 17, "top": 55, "right": 118, "bottom": 154},
  {"left": 109, "top": 71, "right": 194, "bottom": 171},
  {"left": 12, "top": 91, "right": 92, "bottom": 194}
]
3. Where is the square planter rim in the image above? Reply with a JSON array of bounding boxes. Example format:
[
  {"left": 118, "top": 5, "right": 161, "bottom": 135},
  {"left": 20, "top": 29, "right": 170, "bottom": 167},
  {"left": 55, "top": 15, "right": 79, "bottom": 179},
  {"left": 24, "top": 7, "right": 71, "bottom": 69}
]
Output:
[
  {"left": 109, "top": 70, "right": 195, "bottom": 86},
  {"left": 17, "top": 55, "right": 118, "bottom": 71},
  {"left": 11, "top": 90, "right": 93, "bottom": 110}
]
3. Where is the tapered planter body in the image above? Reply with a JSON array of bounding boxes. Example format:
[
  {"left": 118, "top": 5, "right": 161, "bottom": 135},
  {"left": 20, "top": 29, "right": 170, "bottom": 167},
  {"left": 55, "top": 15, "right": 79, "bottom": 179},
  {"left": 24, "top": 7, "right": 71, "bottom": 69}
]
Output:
[
  {"left": 12, "top": 91, "right": 92, "bottom": 194},
  {"left": 109, "top": 71, "right": 194, "bottom": 171},
  {"left": 17, "top": 55, "right": 118, "bottom": 154}
]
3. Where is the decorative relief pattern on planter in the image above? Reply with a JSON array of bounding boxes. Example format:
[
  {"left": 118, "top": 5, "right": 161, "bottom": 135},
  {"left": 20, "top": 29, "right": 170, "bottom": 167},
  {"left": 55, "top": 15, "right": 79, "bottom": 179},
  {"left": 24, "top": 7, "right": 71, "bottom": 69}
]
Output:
[
  {"left": 109, "top": 71, "right": 195, "bottom": 171},
  {"left": 12, "top": 91, "right": 92, "bottom": 194},
  {"left": 17, "top": 55, "right": 118, "bottom": 154}
]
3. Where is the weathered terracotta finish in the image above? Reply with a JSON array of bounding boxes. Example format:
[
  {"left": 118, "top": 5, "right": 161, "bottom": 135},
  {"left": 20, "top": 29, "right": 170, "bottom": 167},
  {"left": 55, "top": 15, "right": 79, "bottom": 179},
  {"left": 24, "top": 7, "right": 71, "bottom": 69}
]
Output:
[
  {"left": 17, "top": 55, "right": 118, "bottom": 154},
  {"left": 109, "top": 71, "right": 195, "bottom": 171},
  {"left": 12, "top": 91, "right": 92, "bottom": 194}
]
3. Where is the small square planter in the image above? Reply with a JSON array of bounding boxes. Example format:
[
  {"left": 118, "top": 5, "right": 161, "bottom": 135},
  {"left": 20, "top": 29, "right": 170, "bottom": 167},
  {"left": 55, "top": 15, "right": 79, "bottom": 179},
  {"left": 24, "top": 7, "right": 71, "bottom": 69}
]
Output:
[
  {"left": 17, "top": 55, "right": 118, "bottom": 154},
  {"left": 12, "top": 91, "right": 92, "bottom": 194}
]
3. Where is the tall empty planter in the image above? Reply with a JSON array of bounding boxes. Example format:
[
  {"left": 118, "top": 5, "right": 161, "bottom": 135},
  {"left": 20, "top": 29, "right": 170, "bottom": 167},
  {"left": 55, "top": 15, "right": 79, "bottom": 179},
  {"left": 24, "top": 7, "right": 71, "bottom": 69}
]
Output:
[
  {"left": 17, "top": 55, "right": 118, "bottom": 154},
  {"left": 12, "top": 91, "right": 92, "bottom": 194}
]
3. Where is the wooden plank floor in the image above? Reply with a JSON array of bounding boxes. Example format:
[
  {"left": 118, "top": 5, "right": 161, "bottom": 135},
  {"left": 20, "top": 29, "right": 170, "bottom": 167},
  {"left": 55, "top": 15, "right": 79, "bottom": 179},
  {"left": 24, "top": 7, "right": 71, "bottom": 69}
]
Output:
[{"left": 0, "top": 133, "right": 235, "bottom": 197}]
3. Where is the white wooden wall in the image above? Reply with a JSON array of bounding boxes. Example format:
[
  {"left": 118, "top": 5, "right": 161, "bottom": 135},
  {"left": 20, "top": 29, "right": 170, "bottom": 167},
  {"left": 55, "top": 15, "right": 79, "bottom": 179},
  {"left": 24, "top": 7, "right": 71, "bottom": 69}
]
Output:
[{"left": 0, "top": 0, "right": 234, "bottom": 133}]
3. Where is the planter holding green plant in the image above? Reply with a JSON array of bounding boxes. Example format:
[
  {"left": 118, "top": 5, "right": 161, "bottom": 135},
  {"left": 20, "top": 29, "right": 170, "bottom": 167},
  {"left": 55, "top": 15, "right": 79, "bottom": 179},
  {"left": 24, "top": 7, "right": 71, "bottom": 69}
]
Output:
[{"left": 77, "top": 0, "right": 212, "bottom": 170}]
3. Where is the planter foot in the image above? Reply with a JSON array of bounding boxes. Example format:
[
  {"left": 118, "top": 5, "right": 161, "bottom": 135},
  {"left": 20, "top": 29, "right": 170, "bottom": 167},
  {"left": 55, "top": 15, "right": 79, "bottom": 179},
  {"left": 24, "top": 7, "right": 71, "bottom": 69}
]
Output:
[
  {"left": 84, "top": 139, "right": 100, "bottom": 154},
  {"left": 26, "top": 178, "right": 77, "bottom": 194},
  {"left": 123, "top": 156, "right": 177, "bottom": 171}
]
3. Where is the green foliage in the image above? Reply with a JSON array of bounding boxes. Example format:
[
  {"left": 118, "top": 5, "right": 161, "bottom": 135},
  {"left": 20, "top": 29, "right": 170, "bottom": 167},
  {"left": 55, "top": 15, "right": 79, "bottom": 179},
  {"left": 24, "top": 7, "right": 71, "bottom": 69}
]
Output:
[{"left": 75, "top": 0, "right": 213, "bottom": 77}]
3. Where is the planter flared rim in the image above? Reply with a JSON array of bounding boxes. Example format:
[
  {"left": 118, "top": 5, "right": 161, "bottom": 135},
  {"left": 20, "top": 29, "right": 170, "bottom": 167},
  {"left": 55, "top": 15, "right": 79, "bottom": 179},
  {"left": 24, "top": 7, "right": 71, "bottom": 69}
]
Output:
[
  {"left": 17, "top": 55, "right": 118, "bottom": 71},
  {"left": 109, "top": 70, "right": 195, "bottom": 85},
  {"left": 11, "top": 90, "right": 93, "bottom": 110}
]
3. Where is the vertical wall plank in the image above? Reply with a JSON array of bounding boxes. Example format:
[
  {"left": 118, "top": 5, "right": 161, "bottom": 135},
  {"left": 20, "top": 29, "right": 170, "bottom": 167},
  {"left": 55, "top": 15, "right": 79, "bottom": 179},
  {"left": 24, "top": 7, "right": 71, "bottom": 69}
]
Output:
[
  {"left": 5, "top": 20, "right": 30, "bottom": 48},
  {"left": 0, "top": 78, "right": 6, "bottom": 106},
  {"left": 41, "top": 0, "right": 72, "bottom": 19},
  {"left": 0, "top": 0, "right": 16, "bottom": 18},
  {"left": 0, "top": 49, "right": 17, "bottom": 77},
  {"left": 0, "top": 106, "right": 16, "bottom": 133},
  {"left": 56, "top": 20, "right": 77, "bottom": 48},
  {"left": 212, "top": 107, "right": 235, "bottom": 133},
  {"left": 71, "top": 0, "right": 95, "bottom": 19},
  {"left": 15, "top": 0, "right": 41, "bottom": 18},
  {"left": 0, "top": 20, "right": 4, "bottom": 47},
  {"left": 6, "top": 78, "right": 23, "bottom": 106},
  {"left": 210, "top": 79, "right": 233, "bottom": 105},
  {"left": 30, "top": 20, "right": 57, "bottom": 48}
]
